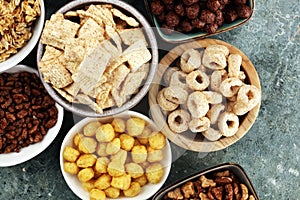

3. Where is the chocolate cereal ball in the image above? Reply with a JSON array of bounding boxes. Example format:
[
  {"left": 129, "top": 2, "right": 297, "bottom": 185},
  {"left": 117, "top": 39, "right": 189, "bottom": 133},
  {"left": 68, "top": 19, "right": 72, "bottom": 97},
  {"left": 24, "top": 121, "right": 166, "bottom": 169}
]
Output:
[
  {"left": 165, "top": 11, "right": 180, "bottom": 27},
  {"left": 200, "top": 9, "right": 216, "bottom": 24},
  {"left": 186, "top": 3, "right": 200, "bottom": 19},
  {"left": 219, "top": 0, "right": 230, "bottom": 4},
  {"left": 182, "top": 0, "right": 199, "bottom": 6},
  {"left": 215, "top": 10, "right": 224, "bottom": 26},
  {"left": 156, "top": 12, "right": 165, "bottom": 23},
  {"left": 191, "top": 18, "right": 206, "bottom": 29},
  {"left": 236, "top": 5, "right": 252, "bottom": 18},
  {"left": 151, "top": 1, "right": 164, "bottom": 15},
  {"left": 224, "top": 8, "right": 238, "bottom": 23},
  {"left": 207, "top": 0, "right": 221, "bottom": 12},
  {"left": 180, "top": 20, "right": 194, "bottom": 32},
  {"left": 174, "top": 3, "right": 185, "bottom": 17},
  {"left": 204, "top": 23, "right": 218, "bottom": 34}
]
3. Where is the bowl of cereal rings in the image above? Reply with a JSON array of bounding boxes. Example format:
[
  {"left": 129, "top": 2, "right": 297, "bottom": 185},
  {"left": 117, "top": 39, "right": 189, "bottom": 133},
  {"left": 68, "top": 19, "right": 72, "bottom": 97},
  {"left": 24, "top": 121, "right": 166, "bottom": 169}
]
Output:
[
  {"left": 149, "top": 38, "right": 261, "bottom": 152},
  {"left": 60, "top": 110, "right": 172, "bottom": 200}
]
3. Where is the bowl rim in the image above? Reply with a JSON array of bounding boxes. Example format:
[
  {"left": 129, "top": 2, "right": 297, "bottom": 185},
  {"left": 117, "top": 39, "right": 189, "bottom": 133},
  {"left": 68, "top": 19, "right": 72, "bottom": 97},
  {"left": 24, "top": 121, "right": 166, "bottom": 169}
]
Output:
[
  {"left": 152, "top": 162, "right": 259, "bottom": 200},
  {"left": 36, "top": 0, "right": 159, "bottom": 118},
  {"left": 143, "top": 0, "right": 255, "bottom": 43},
  {"left": 0, "top": 0, "right": 45, "bottom": 72},
  {"left": 0, "top": 64, "right": 64, "bottom": 167},
  {"left": 59, "top": 110, "right": 172, "bottom": 200},
  {"left": 148, "top": 38, "right": 261, "bottom": 152}
]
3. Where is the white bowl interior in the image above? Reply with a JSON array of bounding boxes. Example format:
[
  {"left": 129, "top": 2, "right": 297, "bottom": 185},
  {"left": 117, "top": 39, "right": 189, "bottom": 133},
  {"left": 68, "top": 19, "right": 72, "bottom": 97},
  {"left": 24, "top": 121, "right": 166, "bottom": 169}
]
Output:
[
  {"left": 0, "top": 0, "right": 45, "bottom": 72},
  {"left": 60, "top": 111, "right": 172, "bottom": 200},
  {"left": 0, "top": 65, "right": 64, "bottom": 167}
]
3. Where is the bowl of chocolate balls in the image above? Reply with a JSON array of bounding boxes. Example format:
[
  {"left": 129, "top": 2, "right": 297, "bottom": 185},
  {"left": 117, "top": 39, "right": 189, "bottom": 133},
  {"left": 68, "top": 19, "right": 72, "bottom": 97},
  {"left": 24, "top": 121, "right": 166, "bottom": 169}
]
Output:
[{"left": 145, "top": 0, "right": 254, "bottom": 42}]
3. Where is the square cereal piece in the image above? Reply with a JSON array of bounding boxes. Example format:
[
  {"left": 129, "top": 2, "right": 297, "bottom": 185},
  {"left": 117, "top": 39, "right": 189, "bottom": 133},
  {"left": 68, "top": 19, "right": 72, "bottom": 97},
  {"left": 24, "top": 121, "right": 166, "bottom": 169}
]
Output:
[
  {"left": 118, "top": 28, "right": 147, "bottom": 46},
  {"left": 89, "top": 4, "right": 115, "bottom": 27},
  {"left": 64, "top": 38, "right": 86, "bottom": 63},
  {"left": 120, "top": 71, "right": 147, "bottom": 98},
  {"left": 78, "top": 18, "right": 105, "bottom": 42},
  {"left": 110, "top": 64, "right": 130, "bottom": 88},
  {"left": 40, "top": 13, "right": 80, "bottom": 50},
  {"left": 39, "top": 56, "right": 73, "bottom": 88},
  {"left": 111, "top": 8, "right": 139, "bottom": 27},
  {"left": 121, "top": 40, "right": 152, "bottom": 72},
  {"left": 40, "top": 46, "right": 63, "bottom": 62},
  {"left": 53, "top": 86, "right": 75, "bottom": 103},
  {"left": 97, "top": 94, "right": 116, "bottom": 110}
]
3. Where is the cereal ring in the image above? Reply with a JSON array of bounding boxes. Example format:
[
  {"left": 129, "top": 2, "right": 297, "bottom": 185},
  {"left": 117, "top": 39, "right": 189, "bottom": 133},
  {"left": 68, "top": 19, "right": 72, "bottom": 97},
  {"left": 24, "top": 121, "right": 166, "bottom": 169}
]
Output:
[
  {"left": 187, "top": 91, "right": 209, "bottom": 118},
  {"left": 237, "top": 84, "right": 261, "bottom": 109},
  {"left": 218, "top": 112, "right": 239, "bottom": 137},
  {"left": 202, "top": 91, "right": 223, "bottom": 104},
  {"left": 206, "top": 104, "right": 225, "bottom": 124},
  {"left": 202, "top": 127, "right": 223, "bottom": 141},
  {"left": 164, "top": 86, "right": 189, "bottom": 104},
  {"left": 188, "top": 117, "right": 210, "bottom": 133},
  {"left": 202, "top": 52, "right": 227, "bottom": 70},
  {"left": 186, "top": 70, "right": 210, "bottom": 91},
  {"left": 232, "top": 101, "right": 249, "bottom": 116},
  {"left": 180, "top": 49, "right": 202, "bottom": 73},
  {"left": 163, "top": 67, "right": 180, "bottom": 85},
  {"left": 157, "top": 88, "right": 178, "bottom": 111},
  {"left": 168, "top": 109, "right": 191, "bottom": 133},
  {"left": 205, "top": 44, "right": 230, "bottom": 56},
  {"left": 233, "top": 84, "right": 261, "bottom": 115},
  {"left": 228, "top": 54, "right": 242, "bottom": 78},
  {"left": 169, "top": 71, "right": 189, "bottom": 91},
  {"left": 210, "top": 69, "right": 228, "bottom": 92},
  {"left": 219, "top": 78, "right": 243, "bottom": 97}
]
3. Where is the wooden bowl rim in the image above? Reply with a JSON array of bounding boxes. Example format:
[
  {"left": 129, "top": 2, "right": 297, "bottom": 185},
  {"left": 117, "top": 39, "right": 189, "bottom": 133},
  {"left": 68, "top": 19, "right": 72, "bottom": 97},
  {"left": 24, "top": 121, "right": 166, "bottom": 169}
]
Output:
[{"left": 149, "top": 38, "right": 261, "bottom": 152}]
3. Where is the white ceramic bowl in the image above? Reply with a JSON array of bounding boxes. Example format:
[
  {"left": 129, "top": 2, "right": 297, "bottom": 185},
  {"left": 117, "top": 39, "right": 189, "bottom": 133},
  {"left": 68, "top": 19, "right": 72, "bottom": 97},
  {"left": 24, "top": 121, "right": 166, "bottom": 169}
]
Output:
[
  {"left": 60, "top": 111, "right": 172, "bottom": 200},
  {"left": 0, "top": 65, "right": 64, "bottom": 167},
  {"left": 37, "top": 0, "right": 158, "bottom": 118},
  {"left": 0, "top": 0, "right": 45, "bottom": 72}
]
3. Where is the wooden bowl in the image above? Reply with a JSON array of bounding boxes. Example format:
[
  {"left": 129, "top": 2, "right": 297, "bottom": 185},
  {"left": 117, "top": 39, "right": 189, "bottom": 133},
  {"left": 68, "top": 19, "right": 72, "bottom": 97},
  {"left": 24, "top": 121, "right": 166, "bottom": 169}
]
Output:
[{"left": 149, "top": 38, "right": 261, "bottom": 152}]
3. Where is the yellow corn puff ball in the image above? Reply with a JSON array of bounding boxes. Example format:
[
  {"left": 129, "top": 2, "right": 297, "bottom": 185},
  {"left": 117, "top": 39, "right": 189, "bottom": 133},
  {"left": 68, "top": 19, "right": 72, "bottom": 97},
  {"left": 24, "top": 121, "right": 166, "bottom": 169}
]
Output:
[
  {"left": 123, "top": 182, "right": 141, "bottom": 197},
  {"left": 76, "top": 154, "right": 97, "bottom": 168},
  {"left": 146, "top": 163, "right": 164, "bottom": 184},
  {"left": 148, "top": 131, "right": 166, "bottom": 150},
  {"left": 107, "top": 160, "right": 125, "bottom": 177},
  {"left": 131, "top": 145, "right": 147, "bottom": 163},
  {"left": 133, "top": 174, "right": 148, "bottom": 187},
  {"left": 78, "top": 168, "right": 94, "bottom": 182},
  {"left": 147, "top": 146, "right": 163, "bottom": 163},
  {"left": 126, "top": 117, "right": 146, "bottom": 136},
  {"left": 73, "top": 133, "right": 82, "bottom": 147},
  {"left": 90, "top": 188, "right": 106, "bottom": 200},
  {"left": 96, "top": 124, "right": 115, "bottom": 142},
  {"left": 63, "top": 146, "right": 80, "bottom": 162},
  {"left": 96, "top": 143, "right": 108, "bottom": 157},
  {"left": 104, "top": 187, "right": 120, "bottom": 198},
  {"left": 83, "top": 121, "right": 101, "bottom": 137},
  {"left": 111, "top": 118, "right": 126, "bottom": 133},
  {"left": 82, "top": 180, "right": 95, "bottom": 192},
  {"left": 137, "top": 127, "right": 152, "bottom": 145},
  {"left": 94, "top": 174, "right": 112, "bottom": 190},
  {"left": 125, "top": 162, "right": 144, "bottom": 178},
  {"left": 110, "top": 149, "right": 127, "bottom": 165},
  {"left": 119, "top": 134, "right": 135, "bottom": 151},
  {"left": 78, "top": 136, "right": 97, "bottom": 153},
  {"left": 111, "top": 174, "right": 131, "bottom": 190},
  {"left": 63, "top": 162, "right": 79, "bottom": 174},
  {"left": 106, "top": 138, "right": 121, "bottom": 155},
  {"left": 95, "top": 157, "right": 110, "bottom": 174}
]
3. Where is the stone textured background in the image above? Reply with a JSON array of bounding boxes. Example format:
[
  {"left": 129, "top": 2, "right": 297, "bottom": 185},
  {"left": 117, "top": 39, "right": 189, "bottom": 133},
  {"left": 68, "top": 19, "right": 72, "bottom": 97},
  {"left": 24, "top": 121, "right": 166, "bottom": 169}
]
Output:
[{"left": 0, "top": 0, "right": 299, "bottom": 199}]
